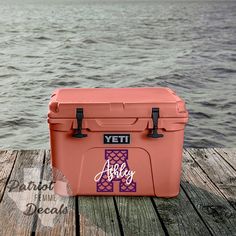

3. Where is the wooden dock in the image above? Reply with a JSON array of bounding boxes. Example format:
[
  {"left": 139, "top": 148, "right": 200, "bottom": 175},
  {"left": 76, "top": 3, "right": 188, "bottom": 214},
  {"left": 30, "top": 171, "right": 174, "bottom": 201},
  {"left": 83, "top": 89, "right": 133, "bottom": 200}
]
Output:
[{"left": 0, "top": 148, "right": 235, "bottom": 236}]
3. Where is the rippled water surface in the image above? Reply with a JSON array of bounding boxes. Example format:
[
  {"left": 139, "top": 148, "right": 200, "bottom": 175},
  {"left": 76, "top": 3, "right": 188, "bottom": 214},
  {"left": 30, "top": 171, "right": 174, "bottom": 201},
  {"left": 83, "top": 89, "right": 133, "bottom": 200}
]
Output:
[{"left": 0, "top": 0, "right": 235, "bottom": 148}]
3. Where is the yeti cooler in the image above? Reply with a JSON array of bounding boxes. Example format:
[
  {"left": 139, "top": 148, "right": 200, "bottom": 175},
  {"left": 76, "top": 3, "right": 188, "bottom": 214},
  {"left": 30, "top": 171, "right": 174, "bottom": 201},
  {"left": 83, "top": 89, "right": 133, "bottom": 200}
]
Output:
[{"left": 48, "top": 87, "right": 188, "bottom": 197}]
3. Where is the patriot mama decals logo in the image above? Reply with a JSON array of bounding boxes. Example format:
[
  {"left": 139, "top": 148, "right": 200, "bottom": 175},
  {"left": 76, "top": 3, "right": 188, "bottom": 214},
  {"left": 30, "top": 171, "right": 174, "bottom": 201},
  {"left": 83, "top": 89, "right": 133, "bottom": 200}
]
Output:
[{"left": 94, "top": 149, "right": 136, "bottom": 192}]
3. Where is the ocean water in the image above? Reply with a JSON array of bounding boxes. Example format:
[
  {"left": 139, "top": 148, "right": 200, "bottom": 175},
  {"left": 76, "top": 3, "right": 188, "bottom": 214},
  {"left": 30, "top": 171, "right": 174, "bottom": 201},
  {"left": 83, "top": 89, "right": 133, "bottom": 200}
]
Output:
[{"left": 0, "top": 0, "right": 235, "bottom": 149}]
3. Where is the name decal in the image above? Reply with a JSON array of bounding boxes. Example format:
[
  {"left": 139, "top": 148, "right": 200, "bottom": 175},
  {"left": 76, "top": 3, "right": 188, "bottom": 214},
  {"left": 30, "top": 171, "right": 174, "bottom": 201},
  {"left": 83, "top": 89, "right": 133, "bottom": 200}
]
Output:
[{"left": 95, "top": 150, "right": 136, "bottom": 192}]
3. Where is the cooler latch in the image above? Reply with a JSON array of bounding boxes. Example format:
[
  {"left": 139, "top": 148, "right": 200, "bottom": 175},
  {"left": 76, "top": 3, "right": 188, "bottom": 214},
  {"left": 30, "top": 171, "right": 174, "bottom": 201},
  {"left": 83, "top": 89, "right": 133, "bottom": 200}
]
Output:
[
  {"left": 147, "top": 108, "right": 164, "bottom": 138},
  {"left": 73, "top": 108, "right": 87, "bottom": 138}
]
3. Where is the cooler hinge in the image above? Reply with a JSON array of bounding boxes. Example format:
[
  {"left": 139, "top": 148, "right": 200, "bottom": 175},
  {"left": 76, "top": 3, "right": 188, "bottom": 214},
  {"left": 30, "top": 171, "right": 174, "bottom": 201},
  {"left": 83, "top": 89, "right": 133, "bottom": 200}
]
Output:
[
  {"left": 73, "top": 108, "right": 87, "bottom": 138},
  {"left": 147, "top": 108, "right": 164, "bottom": 138}
]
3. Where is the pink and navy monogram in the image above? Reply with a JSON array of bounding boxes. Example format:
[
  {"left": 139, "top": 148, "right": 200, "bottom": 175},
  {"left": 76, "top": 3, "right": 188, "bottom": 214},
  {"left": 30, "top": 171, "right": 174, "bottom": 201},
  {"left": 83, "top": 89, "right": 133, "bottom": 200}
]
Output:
[{"left": 95, "top": 149, "right": 136, "bottom": 192}]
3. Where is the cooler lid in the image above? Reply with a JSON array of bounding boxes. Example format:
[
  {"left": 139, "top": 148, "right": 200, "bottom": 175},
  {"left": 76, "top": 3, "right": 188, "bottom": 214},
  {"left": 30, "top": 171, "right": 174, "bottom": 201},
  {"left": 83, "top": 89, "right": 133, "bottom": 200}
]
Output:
[{"left": 48, "top": 87, "right": 188, "bottom": 118}]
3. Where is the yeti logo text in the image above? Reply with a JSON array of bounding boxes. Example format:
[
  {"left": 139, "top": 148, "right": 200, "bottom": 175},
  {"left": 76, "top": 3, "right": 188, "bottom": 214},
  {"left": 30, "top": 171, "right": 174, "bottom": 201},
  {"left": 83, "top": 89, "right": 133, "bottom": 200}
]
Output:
[
  {"left": 95, "top": 150, "right": 136, "bottom": 192},
  {"left": 104, "top": 134, "right": 130, "bottom": 144}
]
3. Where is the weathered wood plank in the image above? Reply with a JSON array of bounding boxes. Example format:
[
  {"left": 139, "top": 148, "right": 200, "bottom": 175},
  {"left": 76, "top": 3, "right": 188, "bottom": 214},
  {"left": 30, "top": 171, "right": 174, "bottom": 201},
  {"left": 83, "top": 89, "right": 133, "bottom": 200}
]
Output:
[
  {"left": 0, "top": 150, "right": 18, "bottom": 201},
  {"left": 187, "top": 148, "right": 236, "bottom": 209},
  {"left": 0, "top": 150, "right": 45, "bottom": 236},
  {"left": 35, "top": 150, "right": 76, "bottom": 236},
  {"left": 153, "top": 188, "right": 211, "bottom": 236},
  {"left": 214, "top": 148, "right": 236, "bottom": 170},
  {"left": 79, "top": 196, "right": 121, "bottom": 236},
  {"left": 0, "top": 148, "right": 235, "bottom": 236},
  {"left": 181, "top": 149, "right": 236, "bottom": 236},
  {"left": 115, "top": 197, "right": 165, "bottom": 236}
]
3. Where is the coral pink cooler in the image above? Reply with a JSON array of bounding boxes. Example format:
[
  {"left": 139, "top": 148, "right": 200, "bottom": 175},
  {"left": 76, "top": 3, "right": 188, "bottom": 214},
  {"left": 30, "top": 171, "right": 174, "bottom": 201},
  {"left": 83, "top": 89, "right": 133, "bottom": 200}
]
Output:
[{"left": 48, "top": 88, "right": 188, "bottom": 197}]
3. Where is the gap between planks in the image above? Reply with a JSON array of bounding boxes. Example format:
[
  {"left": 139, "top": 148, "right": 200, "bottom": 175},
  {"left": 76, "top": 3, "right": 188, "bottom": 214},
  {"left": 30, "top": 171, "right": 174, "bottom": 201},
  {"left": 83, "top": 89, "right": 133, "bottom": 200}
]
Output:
[{"left": 187, "top": 148, "right": 236, "bottom": 210}]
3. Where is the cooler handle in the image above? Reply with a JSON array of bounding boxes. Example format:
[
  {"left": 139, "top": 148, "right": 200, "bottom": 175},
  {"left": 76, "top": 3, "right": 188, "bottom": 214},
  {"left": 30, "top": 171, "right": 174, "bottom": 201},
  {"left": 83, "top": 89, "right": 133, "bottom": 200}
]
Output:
[
  {"left": 147, "top": 108, "right": 164, "bottom": 138},
  {"left": 73, "top": 108, "right": 87, "bottom": 138}
]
